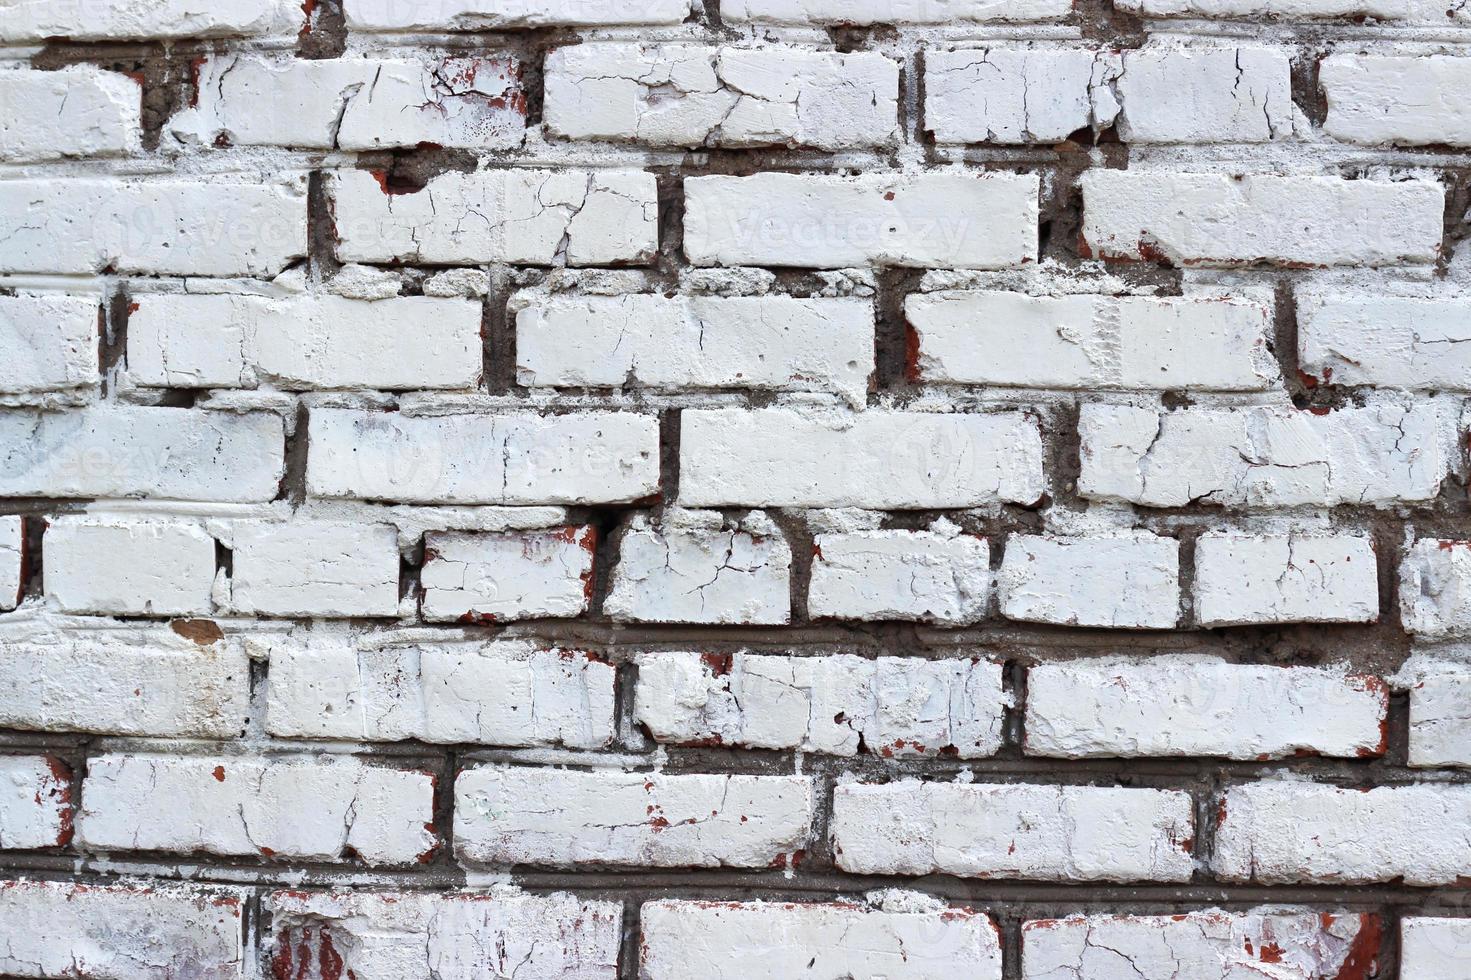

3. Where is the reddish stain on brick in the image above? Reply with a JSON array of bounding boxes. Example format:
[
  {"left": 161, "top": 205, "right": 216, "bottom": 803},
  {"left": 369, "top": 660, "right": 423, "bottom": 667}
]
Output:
[
  {"left": 1334, "top": 916, "right": 1382, "bottom": 980},
  {"left": 171, "top": 619, "right": 224, "bottom": 645},
  {"left": 212, "top": 765, "right": 226, "bottom": 782}
]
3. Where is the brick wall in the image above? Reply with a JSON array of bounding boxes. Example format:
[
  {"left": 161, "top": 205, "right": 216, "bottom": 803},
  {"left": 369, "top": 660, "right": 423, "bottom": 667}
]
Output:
[{"left": 2, "top": 0, "right": 1470, "bottom": 976}]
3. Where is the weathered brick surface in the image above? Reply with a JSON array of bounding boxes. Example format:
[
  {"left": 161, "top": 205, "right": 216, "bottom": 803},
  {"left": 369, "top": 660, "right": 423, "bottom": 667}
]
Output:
[
  {"left": 4, "top": 2, "right": 1470, "bottom": 975},
  {"left": 0, "top": 881, "right": 248, "bottom": 979},
  {"left": 832, "top": 781, "right": 1195, "bottom": 881},
  {"left": 1025, "top": 658, "right": 1388, "bottom": 759},
  {"left": 635, "top": 651, "right": 1007, "bottom": 757},
  {"left": 642, "top": 899, "right": 1004, "bottom": 979}
]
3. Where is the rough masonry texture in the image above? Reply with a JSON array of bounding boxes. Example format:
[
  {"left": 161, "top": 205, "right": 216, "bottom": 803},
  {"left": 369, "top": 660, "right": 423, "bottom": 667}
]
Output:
[{"left": 1, "top": 0, "right": 1470, "bottom": 976}]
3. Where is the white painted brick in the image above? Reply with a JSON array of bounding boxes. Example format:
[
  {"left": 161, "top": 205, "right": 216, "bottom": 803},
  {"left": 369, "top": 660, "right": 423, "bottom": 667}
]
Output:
[
  {"left": 1194, "top": 532, "right": 1378, "bottom": 626},
  {"left": 809, "top": 530, "right": 990, "bottom": 624},
  {"left": 0, "top": 516, "right": 21, "bottom": 611},
  {"left": 1113, "top": 47, "right": 1293, "bottom": 142},
  {"left": 1409, "top": 669, "right": 1471, "bottom": 767},
  {"left": 684, "top": 172, "right": 1040, "bottom": 269},
  {"left": 0, "top": 633, "right": 250, "bottom": 738},
  {"left": 306, "top": 408, "right": 660, "bottom": 505},
  {"left": 907, "top": 291, "right": 1277, "bottom": 390},
  {"left": 1323, "top": 55, "right": 1471, "bottom": 147},
  {"left": 226, "top": 520, "right": 400, "bottom": 618},
  {"left": 78, "top": 754, "right": 438, "bottom": 865},
  {"left": 546, "top": 44, "right": 898, "bottom": 149},
  {"left": 455, "top": 768, "right": 813, "bottom": 868},
  {"left": 0, "top": 67, "right": 140, "bottom": 162},
  {"left": 0, "top": 0, "right": 300, "bottom": 41},
  {"left": 1022, "top": 910, "right": 1380, "bottom": 980},
  {"left": 0, "top": 179, "right": 305, "bottom": 276},
  {"left": 606, "top": 512, "right": 792, "bottom": 625},
  {"left": 44, "top": 519, "right": 214, "bottom": 616},
  {"left": 635, "top": 651, "right": 1007, "bottom": 758},
  {"left": 0, "top": 407, "right": 285, "bottom": 502},
  {"left": 832, "top": 781, "right": 1195, "bottom": 882},
  {"left": 680, "top": 407, "right": 1045, "bottom": 508},
  {"left": 642, "top": 900, "right": 1004, "bottom": 980},
  {"left": 1025, "top": 658, "right": 1389, "bottom": 760},
  {"left": 998, "top": 533, "right": 1180, "bottom": 629},
  {"left": 333, "top": 169, "right": 657, "bottom": 266},
  {"left": 1078, "top": 402, "right": 1451, "bottom": 508},
  {"left": 128, "top": 293, "right": 483, "bottom": 390},
  {"left": 266, "top": 889, "right": 623, "bottom": 980},
  {"left": 0, "top": 294, "right": 98, "bottom": 395},
  {"left": 173, "top": 54, "right": 524, "bottom": 150},
  {"left": 263, "top": 637, "right": 615, "bottom": 748},
  {"left": 925, "top": 48, "right": 1104, "bottom": 144},
  {"left": 1081, "top": 171, "right": 1444, "bottom": 267},
  {"left": 1114, "top": 0, "right": 1454, "bottom": 18},
  {"left": 1214, "top": 780, "right": 1471, "bottom": 884},
  {"left": 0, "top": 881, "right": 247, "bottom": 980},
  {"left": 347, "top": 0, "right": 691, "bottom": 29},
  {"left": 1401, "top": 918, "right": 1471, "bottom": 978},
  {"left": 721, "top": 0, "right": 1072, "bottom": 22},
  {"left": 516, "top": 294, "right": 874, "bottom": 407},
  {"left": 0, "top": 756, "right": 70, "bottom": 849},
  {"left": 1400, "top": 540, "right": 1471, "bottom": 639},
  {"left": 421, "top": 527, "right": 596, "bottom": 622},
  {"left": 1299, "top": 292, "right": 1471, "bottom": 390}
]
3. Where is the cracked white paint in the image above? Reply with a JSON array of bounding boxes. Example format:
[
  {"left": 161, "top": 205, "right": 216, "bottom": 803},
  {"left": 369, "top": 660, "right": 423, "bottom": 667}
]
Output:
[
  {"left": 908, "top": 290, "right": 1278, "bottom": 390},
  {"left": 128, "top": 293, "right": 483, "bottom": 391},
  {"left": 0, "top": 294, "right": 98, "bottom": 396},
  {"left": 0, "top": 516, "right": 20, "bottom": 611},
  {"left": 998, "top": 532, "right": 1180, "bottom": 629},
  {"left": 1081, "top": 171, "right": 1444, "bottom": 267},
  {"left": 641, "top": 899, "right": 1003, "bottom": 979},
  {"left": 1407, "top": 666, "right": 1471, "bottom": 766},
  {"left": 346, "top": 0, "right": 691, "bottom": 29},
  {"left": 332, "top": 169, "right": 657, "bottom": 266},
  {"left": 684, "top": 172, "right": 1039, "bottom": 269},
  {"left": 720, "top": 0, "right": 1071, "bottom": 22},
  {"left": 223, "top": 520, "right": 401, "bottom": 618},
  {"left": 0, "top": 756, "right": 69, "bottom": 849},
  {"left": 680, "top": 407, "right": 1046, "bottom": 508},
  {"left": 0, "top": 631, "right": 250, "bottom": 738},
  {"left": 0, "top": 178, "right": 305, "bottom": 276},
  {"left": 78, "top": 754, "right": 437, "bottom": 865},
  {"left": 265, "top": 889, "right": 622, "bottom": 980},
  {"left": 1021, "top": 910, "right": 1375, "bottom": 979},
  {"left": 421, "top": 527, "right": 595, "bottom": 622},
  {"left": 0, "top": 406, "right": 285, "bottom": 502},
  {"left": 1113, "top": 47, "right": 1293, "bottom": 142},
  {"left": 832, "top": 781, "right": 1195, "bottom": 882},
  {"left": 1214, "top": 780, "right": 1471, "bottom": 884},
  {"left": 0, "top": 66, "right": 140, "bottom": 163},
  {"left": 454, "top": 767, "right": 813, "bottom": 869},
  {"left": 515, "top": 293, "right": 875, "bottom": 407},
  {"left": 173, "top": 54, "right": 524, "bottom": 150},
  {"left": 0, "top": 880, "right": 247, "bottom": 979},
  {"left": 1299, "top": 290, "right": 1471, "bottom": 390},
  {"left": 1400, "top": 540, "right": 1471, "bottom": 639},
  {"left": 1026, "top": 657, "right": 1388, "bottom": 760},
  {"left": 0, "top": 0, "right": 300, "bottom": 41},
  {"left": 1078, "top": 402, "right": 1453, "bottom": 508},
  {"left": 606, "top": 511, "right": 791, "bottom": 625},
  {"left": 635, "top": 651, "right": 1007, "bottom": 758},
  {"left": 44, "top": 518, "right": 215, "bottom": 616},
  {"left": 1114, "top": 0, "right": 1463, "bottom": 18},
  {"left": 1194, "top": 532, "right": 1378, "bottom": 626},
  {"left": 263, "top": 636, "right": 615, "bottom": 748},
  {"left": 306, "top": 408, "right": 660, "bottom": 505},
  {"left": 546, "top": 44, "right": 898, "bottom": 149},
  {"left": 809, "top": 529, "right": 990, "bottom": 624}
]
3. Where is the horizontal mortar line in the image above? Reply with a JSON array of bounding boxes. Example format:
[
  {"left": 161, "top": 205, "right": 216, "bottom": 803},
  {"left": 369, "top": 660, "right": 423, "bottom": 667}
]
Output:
[{"left": 0, "top": 855, "right": 1464, "bottom": 908}]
